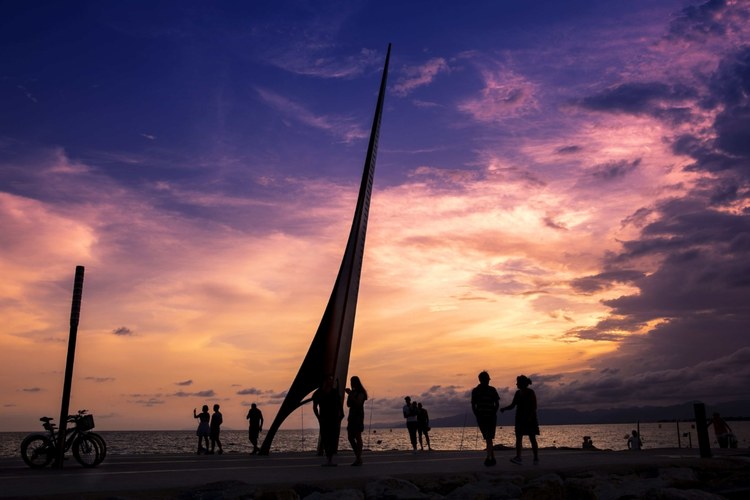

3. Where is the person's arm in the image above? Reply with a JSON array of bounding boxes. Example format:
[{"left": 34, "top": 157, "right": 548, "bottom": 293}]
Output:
[
  {"left": 501, "top": 392, "right": 519, "bottom": 412},
  {"left": 259, "top": 412, "right": 264, "bottom": 431},
  {"left": 193, "top": 408, "right": 198, "bottom": 419},
  {"left": 312, "top": 396, "right": 321, "bottom": 420}
]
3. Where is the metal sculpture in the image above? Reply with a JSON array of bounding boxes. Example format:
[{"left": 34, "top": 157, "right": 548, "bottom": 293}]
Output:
[{"left": 260, "top": 44, "right": 391, "bottom": 454}]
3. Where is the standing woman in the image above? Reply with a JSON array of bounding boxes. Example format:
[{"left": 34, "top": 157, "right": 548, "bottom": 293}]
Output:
[
  {"left": 193, "top": 405, "right": 211, "bottom": 454},
  {"left": 501, "top": 375, "right": 540, "bottom": 465},
  {"left": 345, "top": 375, "right": 368, "bottom": 466}
]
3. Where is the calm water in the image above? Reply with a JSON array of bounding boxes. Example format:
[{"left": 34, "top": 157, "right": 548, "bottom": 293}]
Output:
[{"left": 3, "top": 421, "right": 748, "bottom": 459}]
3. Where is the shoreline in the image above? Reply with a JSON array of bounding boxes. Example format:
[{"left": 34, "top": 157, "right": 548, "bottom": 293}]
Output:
[{"left": 1, "top": 447, "right": 749, "bottom": 498}]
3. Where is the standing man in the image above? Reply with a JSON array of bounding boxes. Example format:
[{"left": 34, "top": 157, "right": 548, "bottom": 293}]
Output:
[
  {"left": 209, "top": 404, "right": 224, "bottom": 455},
  {"left": 246, "top": 403, "right": 264, "bottom": 455},
  {"left": 417, "top": 402, "right": 432, "bottom": 451},
  {"left": 403, "top": 396, "right": 419, "bottom": 453},
  {"left": 313, "top": 375, "right": 344, "bottom": 466},
  {"left": 471, "top": 371, "right": 500, "bottom": 466}
]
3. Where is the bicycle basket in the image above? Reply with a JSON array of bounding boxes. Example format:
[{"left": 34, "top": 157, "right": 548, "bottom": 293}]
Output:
[{"left": 77, "top": 414, "right": 95, "bottom": 431}]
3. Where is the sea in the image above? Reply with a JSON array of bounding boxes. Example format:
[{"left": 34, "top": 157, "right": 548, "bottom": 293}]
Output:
[{"left": 3, "top": 421, "right": 748, "bottom": 458}]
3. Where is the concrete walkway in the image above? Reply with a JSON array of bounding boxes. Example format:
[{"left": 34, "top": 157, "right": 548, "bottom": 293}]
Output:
[{"left": 0, "top": 448, "right": 746, "bottom": 498}]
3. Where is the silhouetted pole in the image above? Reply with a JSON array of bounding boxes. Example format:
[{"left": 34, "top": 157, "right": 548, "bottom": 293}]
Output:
[
  {"left": 54, "top": 266, "right": 85, "bottom": 468},
  {"left": 693, "top": 402, "right": 711, "bottom": 458}
]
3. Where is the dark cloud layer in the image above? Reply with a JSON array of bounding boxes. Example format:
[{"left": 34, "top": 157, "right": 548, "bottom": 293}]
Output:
[{"left": 561, "top": 34, "right": 750, "bottom": 408}]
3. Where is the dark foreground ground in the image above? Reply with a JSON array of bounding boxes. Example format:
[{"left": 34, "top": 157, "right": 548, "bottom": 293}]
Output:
[{"left": 1, "top": 448, "right": 749, "bottom": 499}]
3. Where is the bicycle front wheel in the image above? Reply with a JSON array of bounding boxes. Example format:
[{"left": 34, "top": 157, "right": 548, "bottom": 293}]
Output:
[
  {"left": 21, "top": 434, "right": 55, "bottom": 468},
  {"left": 72, "top": 434, "right": 101, "bottom": 467},
  {"left": 85, "top": 432, "right": 107, "bottom": 465}
]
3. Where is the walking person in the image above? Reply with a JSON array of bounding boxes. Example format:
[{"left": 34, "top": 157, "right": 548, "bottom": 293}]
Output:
[
  {"left": 193, "top": 405, "right": 210, "bottom": 454},
  {"left": 501, "top": 374, "right": 540, "bottom": 465},
  {"left": 402, "top": 396, "right": 418, "bottom": 452},
  {"left": 471, "top": 371, "right": 500, "bottom": 466},
  {"left": 246, "top": 403, "right": 264, "bottom": 454},
  {"left": 313, "top": 375, "right": 344, "bottom": 466},
  {"left": 417, "top": 402, "right": 432, "bottom": 451},
  {"left": 209, "top": 404, "right": 224, "bottom": 455},
  {"left": 345, "top": 375, "right": 368, "bottom": 466}
]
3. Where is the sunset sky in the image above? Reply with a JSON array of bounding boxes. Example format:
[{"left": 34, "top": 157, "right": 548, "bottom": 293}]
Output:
[{"left": 2, "top": 0, "right": 749, "bottom": 432}]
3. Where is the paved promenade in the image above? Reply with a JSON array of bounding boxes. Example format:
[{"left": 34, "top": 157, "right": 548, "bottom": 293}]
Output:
[{"left": 0, "top": 448, "right": 747, "bottom": 498}]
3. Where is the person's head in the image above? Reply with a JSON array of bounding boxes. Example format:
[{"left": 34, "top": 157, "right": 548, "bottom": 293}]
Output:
[
  {"left": 251, "top": 403, "right": 257, "bottom": 409},
  {"left": 350, "top": 375, "right": 363, "bottom": 391},
  {"left": 412, "top": 401, "right": 418, "bottom": 408},
  {"left": 632, "top": 430, "right": 638, "bottom": 436},
  {"left": 478, "top": 371, "right": 490, "bottom": 384},
  {"left": 418, "top": 402, "right": 423, "bottom": 409},
  {"left": 213, "top": 404, "right": 220, "bottom": 411},
  {"left": 516, "top": 375, "right": 532, "bottom": 388},
  {"left": 404, "top": 396, "right": 411, "bottom": 404},
  {"left": 202, "top": 405, "right": 209, "bottom": 412}
]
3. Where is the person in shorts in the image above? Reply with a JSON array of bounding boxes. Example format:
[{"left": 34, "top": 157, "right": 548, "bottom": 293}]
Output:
[{"left": 471, "top": 371, "right": 500, "bottom": 466}]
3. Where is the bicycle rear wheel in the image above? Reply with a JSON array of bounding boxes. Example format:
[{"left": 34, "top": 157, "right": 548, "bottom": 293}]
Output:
[
  {"left": 85, "top": 432, "right": 107, "bottom": 464},
  {"left": 72, "top": 434, "right": 101, "bottom": 467},
  {"left": 21, "top": 434, "right": 55, "bottom": 468}
]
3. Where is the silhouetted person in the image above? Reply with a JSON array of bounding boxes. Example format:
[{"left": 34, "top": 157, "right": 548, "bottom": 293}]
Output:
[
  {"left": 471, "top": 370, "right": 500, "bottom": 466},
  {"left": 345, "top": 375, "right": 368, "bottom": 466},
  {"left": 246, "top": 403, "right": 264, "bottom": 454},
  {"left": 209, "top": 404, "right": 223, "bottom": 455},
  {"left": 582, "top": 436, "right": 596, "bottom": 449},
  {"left": 417, "top": 402, "right": 432, "bottom": 451},
  {"left": 193, "top": 405, "right": 210, "bottom": 454},
  {"left": 627, "top": 429, "right": 642, "bottom": 450},
  {"left": 707, "top": 412, "right": 734, "bottom": 448},
  {"left": 313, "top": 375, "right": 344, "bottom": 466},
  {"left": 402, "top": 396, "right": 418, "bottom": 452},
  {"left": 501, "top": 374, "right": 539, "bottom": 465}
]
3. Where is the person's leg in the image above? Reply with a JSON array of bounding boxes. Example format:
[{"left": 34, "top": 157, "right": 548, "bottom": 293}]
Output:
[
  {"left": 509, "top": 433, "right": 523, "bottom": 464},
  {"left": 197, "top": 436, "right": 202, "bottom": 454},
  {"left": 350, "top": 430, "right": 363, "bottom": 465},
  {"left": 529, "top": 435, "right": 539, "bottom": 463},
  {"left": 217, "top": 435, "right": 223, "bottom": 454},
  {"left": 348, "top": 429, "right": 357, "bottom": 458},
  {"left": 718, "top": 435, "right": 728, "bottom": 448},
  {"left": 425, "top": 431, "right": 432, "bottom": 450},
  {"left": 418, "top": 428, "right": 424, "bottom": 449},
  {"left": 250, "top": 430, "right": 259, "bottom": 453},
  {"left": 408, "top": 423, "right": 418, "bottom": 450}
]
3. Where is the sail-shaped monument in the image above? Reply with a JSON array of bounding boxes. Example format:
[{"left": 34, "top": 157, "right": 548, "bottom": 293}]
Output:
[{"left": 260, "top": 44, "right": 391, "bottom": 455}]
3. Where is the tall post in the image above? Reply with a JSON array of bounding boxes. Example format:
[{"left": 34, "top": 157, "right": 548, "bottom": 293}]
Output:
[
  {"left": 55, "top": 265, "right": 85, "bottom": 468},
  {"left": 694, "top": 402, "right": 712, "bottom": 458},
  {"left": 259, "top": 44, "right": 391, "bottom": 455}
]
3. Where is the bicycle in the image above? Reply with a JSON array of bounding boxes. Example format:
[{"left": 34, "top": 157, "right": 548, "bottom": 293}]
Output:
[{"left": 21, "top": 409, "right": 107, "bottom": 468}]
